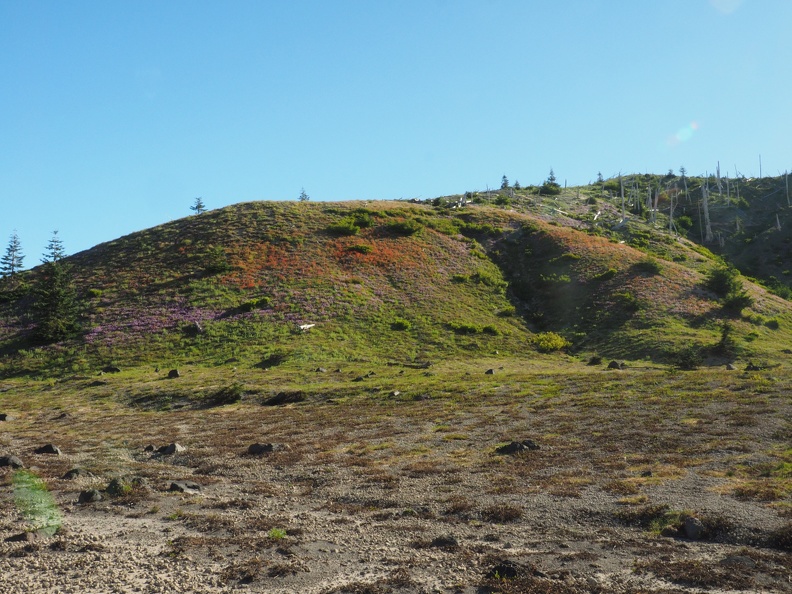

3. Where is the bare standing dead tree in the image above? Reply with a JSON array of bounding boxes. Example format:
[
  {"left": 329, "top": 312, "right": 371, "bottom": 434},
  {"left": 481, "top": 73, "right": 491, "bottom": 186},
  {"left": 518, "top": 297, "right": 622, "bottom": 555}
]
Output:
[{"left": 702, "top": 181, "right": 714, "bottom": 243}]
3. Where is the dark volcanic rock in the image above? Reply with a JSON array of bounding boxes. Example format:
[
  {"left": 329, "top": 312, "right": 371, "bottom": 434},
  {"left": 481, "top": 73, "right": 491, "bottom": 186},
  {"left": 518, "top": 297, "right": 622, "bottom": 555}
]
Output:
[
  {"left": 157, "top": 443, "right": 186, "bottom": 455},
  {"left": 0, "top": 413, "right": 12, "bottom": 421},
  {"left": 495, "top": 440, "right": 540, "bottom": 455},
  {"left": 0, "top": 455, "right": 24, "bottom": 468},
  {"left": 484, "top": 368, "right": 495, "bottom": 375},
  {"left": 263, "top": 391, "right": 305, "bottom": 406},
  {"left": 167, "top": 369, "right": 181, "bottom": 379},
  {"left": 62, "top": 468, "right": 93, "bottom": 480},
  {"left": 247, "top": 443, "right": 275, "bottom": 455},
  {"left": 34, "top": 444, "right": 62, "bottom": 455},
  {"left": 78, "top": 489, "right": 103, "bottom": 504},
  {"left": 170, "top": 480, "right": 201, "bottom": 493}
]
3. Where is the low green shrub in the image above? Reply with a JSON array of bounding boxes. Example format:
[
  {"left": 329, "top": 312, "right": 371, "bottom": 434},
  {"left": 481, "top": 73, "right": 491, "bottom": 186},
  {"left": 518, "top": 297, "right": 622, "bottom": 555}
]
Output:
[
  {"left": 390, "top": 319, "right": 412, "bottom": 331},
  {"left": 240, "top": 296, "right": 271, "bottom": 312},
  {"left": 534, "top": 332, "right": 570, "bottom": 353},
  {"left": 387, "top": 219, "right": 423, "bottom": 236},
  {"left": 634, "top": 258, "right": 662, "bottom": 275},
  {"left": 670, "top": 344, "right": 703, "bottom": 370},
  {"left": 593, "top": 268, "right": 617, "bottom": 281},
  {"left": 705, "top": 266, "right": 742, "bottom": 297},
  {"left": 722, "top": 290, "right": 753, "bottom": 314},
  {"left": 448, "top": 322, "right": 480, "bottom": 335},
  {"left": 765, "top": 318, "right": 780, "bottom": 330},
  {"left": 328, "top": 219, "right": 360, "bottom": 236},
  {"left": 347, "top": 244, "right": 372, "bottom": 254}
]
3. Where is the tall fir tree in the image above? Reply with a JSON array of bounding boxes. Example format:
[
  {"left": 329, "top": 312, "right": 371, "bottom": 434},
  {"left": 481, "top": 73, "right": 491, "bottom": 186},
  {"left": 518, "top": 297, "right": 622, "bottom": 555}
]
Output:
[
  {"left": 190, "top": 197, "right": 206, "bottom": 214},
  {"left": 34, "top": 231, "right": 80, "bottom": 343},
  {"left": 1, "top": 231, "right": 25, "bottom": 279}
]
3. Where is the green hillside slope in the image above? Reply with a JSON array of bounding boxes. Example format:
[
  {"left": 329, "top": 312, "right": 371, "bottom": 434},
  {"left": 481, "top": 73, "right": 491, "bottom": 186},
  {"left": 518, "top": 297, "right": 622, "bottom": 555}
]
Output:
[{"left": 1, "top": 190, "right": 791, "bottom": 377}]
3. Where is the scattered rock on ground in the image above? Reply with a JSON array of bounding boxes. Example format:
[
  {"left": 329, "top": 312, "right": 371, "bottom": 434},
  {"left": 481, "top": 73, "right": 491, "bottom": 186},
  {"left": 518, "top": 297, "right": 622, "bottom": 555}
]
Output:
[
  {"left": 263, "top": 391, "right": 305, "bottom": 406},
  {"left": 157, "top": 443, "right": 186, "bottom": 455},
  {"left": 684, "top": 516, "right": 705, "bottom": 540},
  {"left": 62, "top": 468, "right": 93, "bottom": 480},
  {"left": 34, "top": 444, "right": 62, "bottom": 455},
  {"left": 495, "top": 440, "right": 540, "bottom": 455},
  {"left": 102, "top": 366, "right": 121, "bottom": 373},
  {"left": 607, "top": 360, "right": 624, "bottom": 370},
  {"left": 247, "top": 443, "right": 274, "bottom": 455},
  {"left": 0, "top": 454, "right": 24, "bottom": 468},
  {"left": 429, "top": 535, "right": 459, "bottom": 549},
  {"left": 726, "top": 363, "right": 737, "bottom": 370},
  {"left": 78, "top": 489, "right": 103, "bottom": 504},
  {"left": 720, "top": 555, "right": 757, "bottom": 569},
  {"left": 0, "top": 413, "right": 12, "bottom": 421},
  {"left": 167, "top": 369, "right": 180, "bottom": 379},
  {"left": 485, "top": 369, "right": 495, "bottom": 375},
  {"left": 170, "top": 480, "right": 201, "bottom": 493}
]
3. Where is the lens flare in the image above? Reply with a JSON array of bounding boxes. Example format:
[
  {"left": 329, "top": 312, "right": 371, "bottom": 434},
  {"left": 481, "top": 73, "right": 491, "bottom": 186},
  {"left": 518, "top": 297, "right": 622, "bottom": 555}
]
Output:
[{"left": 668, "top": 121, "right": 699, "bottom": 146}]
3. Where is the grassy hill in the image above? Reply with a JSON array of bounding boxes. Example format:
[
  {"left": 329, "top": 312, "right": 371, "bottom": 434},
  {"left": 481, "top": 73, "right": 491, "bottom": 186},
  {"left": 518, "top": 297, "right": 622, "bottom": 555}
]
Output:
[{"left": 1, "top": 176, "right": 791, "bottom": 377}]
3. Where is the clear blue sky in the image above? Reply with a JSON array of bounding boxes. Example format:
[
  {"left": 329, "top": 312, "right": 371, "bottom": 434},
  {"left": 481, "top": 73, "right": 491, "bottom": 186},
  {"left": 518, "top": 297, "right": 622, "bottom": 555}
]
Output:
[{"left": 2, "top": 0, "right": 790, "bottom": 262}]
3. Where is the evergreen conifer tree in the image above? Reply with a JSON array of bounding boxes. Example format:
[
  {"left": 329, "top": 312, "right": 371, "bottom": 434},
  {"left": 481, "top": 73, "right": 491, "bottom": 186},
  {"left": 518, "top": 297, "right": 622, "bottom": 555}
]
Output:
[
  {"left": 33, "top": 231, "right": 80, "bottom": 343},
  {"left": 190, "top": 197, "right": 206, "bottom": 214},
  {"left": 0, "top": 231, "right": 25, "bottom": 279}
]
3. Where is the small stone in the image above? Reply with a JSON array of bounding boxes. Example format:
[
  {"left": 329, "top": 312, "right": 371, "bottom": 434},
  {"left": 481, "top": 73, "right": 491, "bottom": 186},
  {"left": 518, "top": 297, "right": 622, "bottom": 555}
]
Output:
[
  {"left": 352, "top": 376, "right": 365, "bottom": 382},
  {"left": 167, "top": 369, "right": 180, "bottom": 379},
  {"left": 247, "top": 443, "right": 274, "bottom": 455},
  {"left": 102, "top": 366, "right": 121, "bottom": 373},
  {"left": 316, "top": 367, "right": 327, "bottom": 373},
  {"left": 0, "top": 455, "right": 24, "bottom": 468},
  {"left": 143, "top": 445, "right": 155, "bottom": 452},
  {"left": 719, "top": 555, "right": 756, "bottom": 569},
  {"left": 0, "top": 413, "right": 12, "bottom": 421},
  {"left": 485, "top": 369, "right": 495, "bottom": 375},
  {"left": 34, "top": 444, "right": 62, "bottom": 455},
  {"left": 683, "top": 516, "right": 705, "bottom": 540},
  {"left": 429, "top": 535, "right": 459, "bottom": 548},
  {"left": 170, "top": 480, "right": 201, "bottom": 493},
  {"left": 263, "top": 391, "right": 305, "bottom": 406},
  {"left": 607, "top": 360, "right": 623, "bottom": 370},
  {"left": 725, "top": 363, "right": 737, "bottom": 370},
  {"left": 640, "top": 469, "right": 653, "bottom": 477},
  {"left": 158, "top": 443, "right": 186, "bottom": 455},
  {"left": 62, "top": 468, "right": 93, "bottom": 480},
  {"left": 78, "top": 489, "right": 103, "bottom": 504},
  {"left": 390, "top": 390, "right": 401, "bottom": 398},
  {"left": 495, "top": 440, "right": 540, "bottom": 455}
]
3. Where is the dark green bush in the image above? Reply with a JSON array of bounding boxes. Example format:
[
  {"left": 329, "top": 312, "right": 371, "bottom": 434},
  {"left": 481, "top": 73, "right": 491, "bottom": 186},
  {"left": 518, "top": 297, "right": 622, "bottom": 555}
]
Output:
[
  {"left": 670, "top": 344, "right": 703, "bottom": 370},
  {"left": 390, "top": 319, "right": 412, "bottom": 331},
  {"left": 328, "top": 219, "right": 360, "bottom": 236},
  {"left": 634, "top": 258, "right": 662, "bottom": 275},
  {"left": 614, "top": 291, "right": 642, "bottom": 312},
  {"left": 705, "top": 266, "right": 742, "bottom": 297},
  {"left": 240, "top": 296, "right": 271, "bottom": 312},
  {"left": 593, "top": 268, "right": 617, "bottom": 281},
  {"left": 347, "top": 244, "right": 372, "bottom": 254},
  {"left": 387, "top": 219, "right": 423, "bottom": 236},
  {"left": 722, "top": 290, "right": 753, "bottom": 314},
  {"left": 448, "top": 322, "right": 480, "bottom": 335}
]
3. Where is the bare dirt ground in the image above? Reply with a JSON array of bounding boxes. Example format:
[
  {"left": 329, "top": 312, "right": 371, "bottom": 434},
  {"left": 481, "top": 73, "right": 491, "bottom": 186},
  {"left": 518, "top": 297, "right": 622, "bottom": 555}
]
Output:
[{"left": 1, "top": 365, "right": 790, "bottom": 593}]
